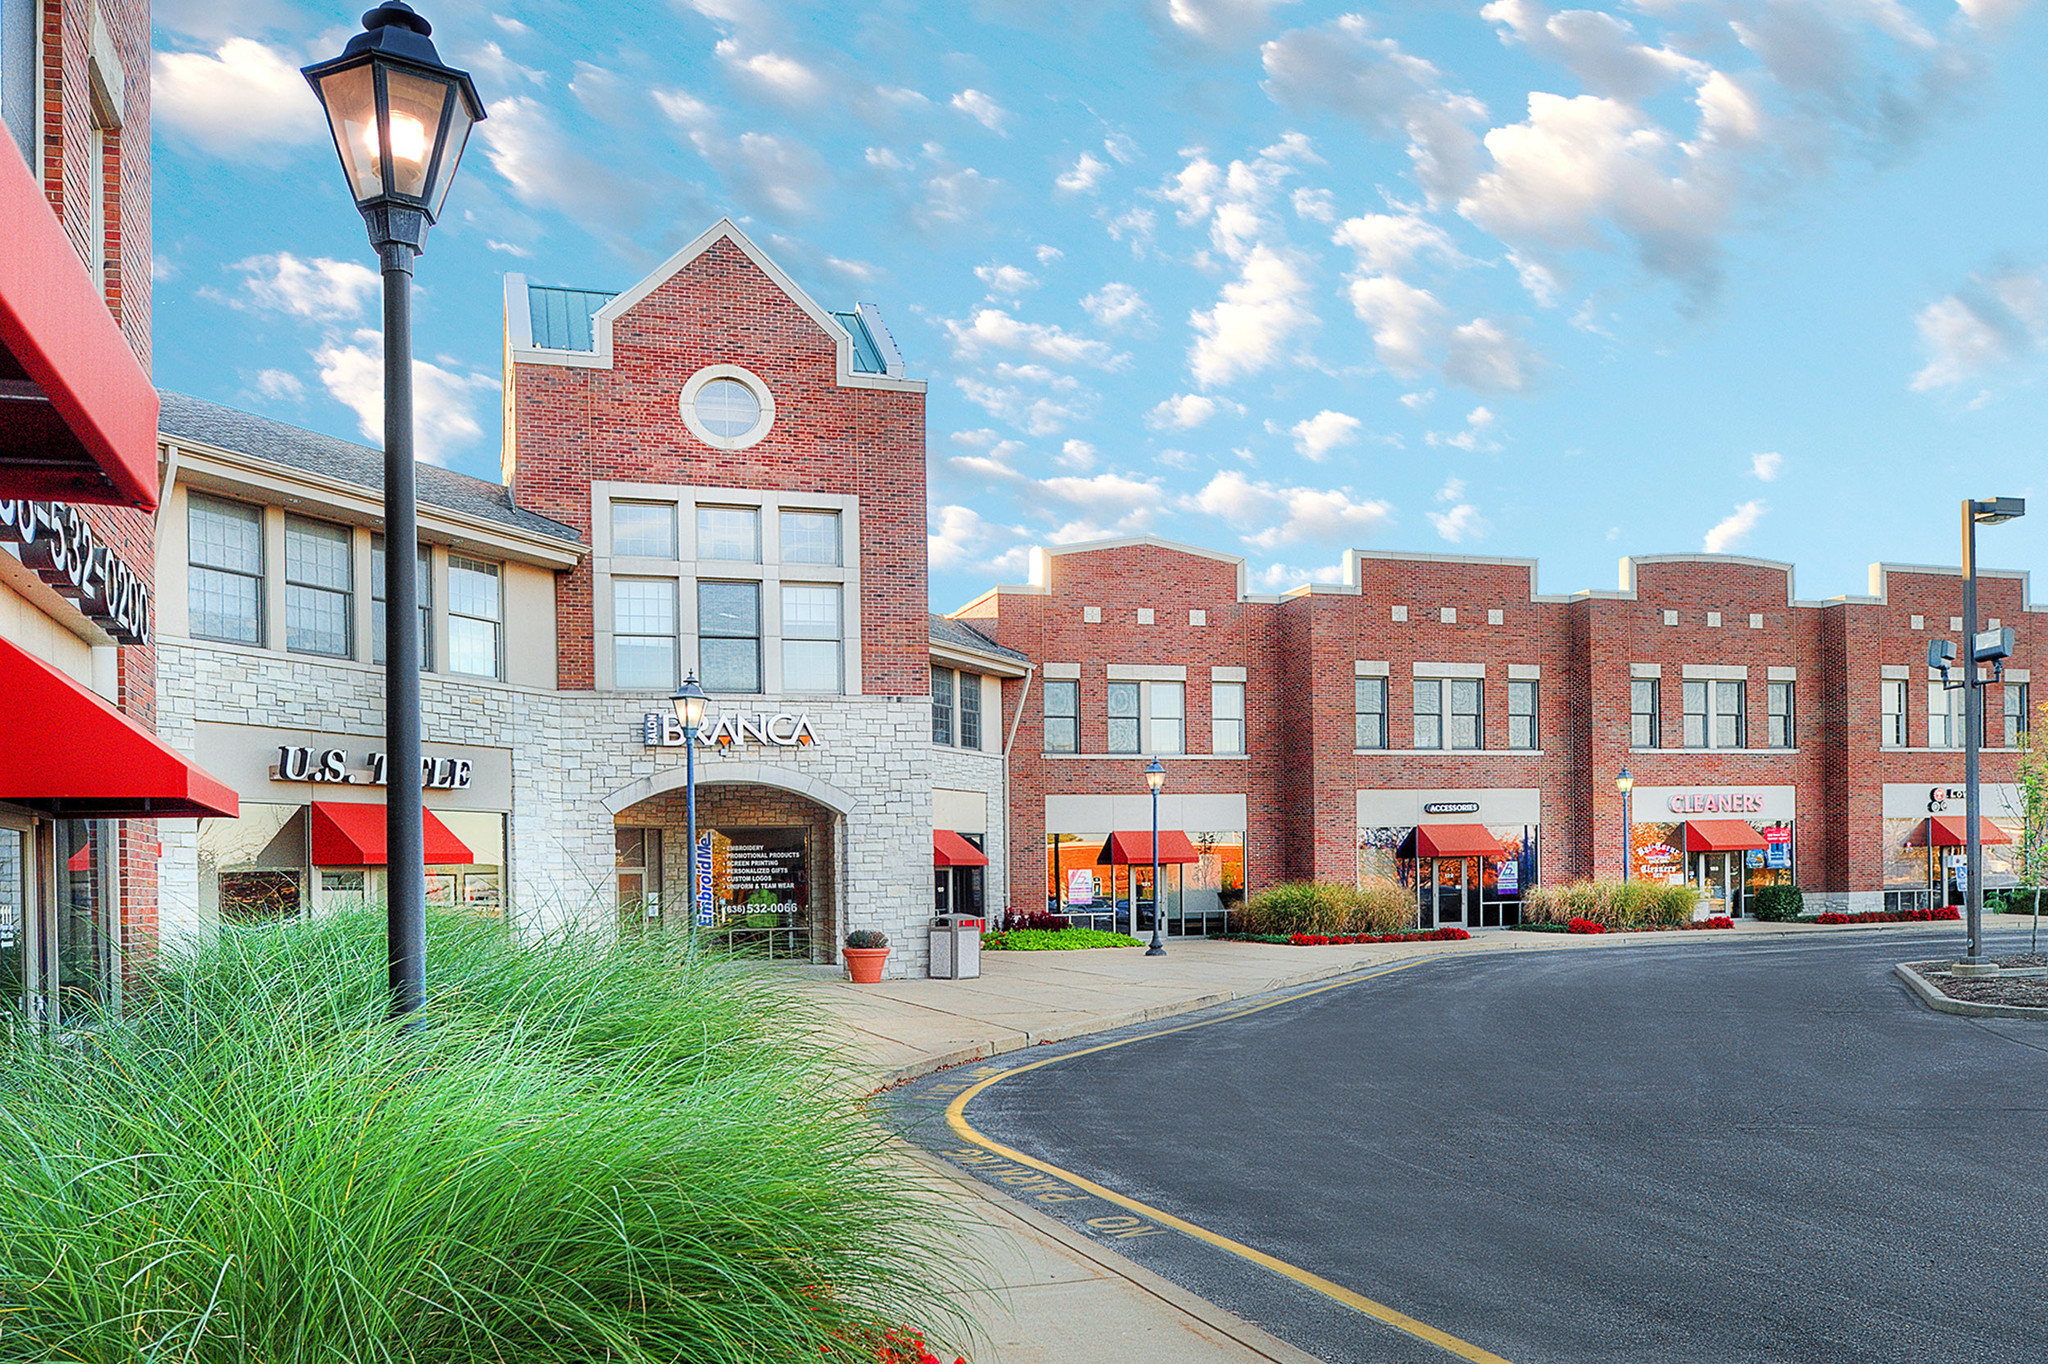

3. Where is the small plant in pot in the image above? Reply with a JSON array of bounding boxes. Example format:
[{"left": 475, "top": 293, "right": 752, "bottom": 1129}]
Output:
[{"left": 842, "top": 928, "right": 890, "bottom": 983}]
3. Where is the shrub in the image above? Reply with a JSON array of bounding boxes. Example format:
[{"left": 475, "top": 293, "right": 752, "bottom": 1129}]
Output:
[
  {"left": 1567, "top": 917, "right": 1608, "bottom": 934},
  {"left": 1286, "top": 928, "right": 1470, "bottom": 945},
  {"left": 1524, "top": 880, "right": 1699, "bottom": 929},
  {"left": 845, "top": 928, "right": 889, "bottom": 949},
  {"left": 1816, "top": 907, "right": 1961, "bottom": 924},
  {"left": 1000, "top": 909, "right": 1070, "bottom": 932},
  {"left": 1750, "top": 884, "right": 1805, "bottom": 921},
  {"left": 982, "top": 928, "right": 1142, "bottom": 950},
  {"left": 0, "top": 909, "right": 961, "bottom": 1363},
  {"left": 1241, "top": 879, "right": 1415, "bottom": 936}
]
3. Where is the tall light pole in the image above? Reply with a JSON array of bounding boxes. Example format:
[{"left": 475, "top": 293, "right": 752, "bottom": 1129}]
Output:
[
  {"left": 672, "top": 674, "right": 709, "bottom": 935},
  {"left": 1616, "top": 767, "right": 1634, "bottom": 883},
  {"left": 1960, "top": 496, "right": 2025, "bottom": 968},
  {"left": 1145, "top": 758, "right": 1166, "bottom": 957},
  {"left": 305, "top": 4, "right": 484, "bottom": 1016}
]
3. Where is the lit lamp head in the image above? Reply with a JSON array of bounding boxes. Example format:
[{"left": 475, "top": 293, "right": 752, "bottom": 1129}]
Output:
[
  {"left": 671, "top": 673, "right": 709, "bottom": 736},
  {"left": 1615, "top": 767, "right": 1633, "bottom": 795},
  {"left": 1971, "top": 497, "right": 2026, "bottom": 525},
  {"left": 302, "top": 3, "right": 486, "bottom": 255},
  {"left": 1144, "top": 757, "right": 1167, "bottom": 793}
]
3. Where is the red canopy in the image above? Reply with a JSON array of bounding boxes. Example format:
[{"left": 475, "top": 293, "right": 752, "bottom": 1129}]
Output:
[
  {"left": 1400, "top": 824, "right": 1507, "bottom": 859},
  {"left": 0, "top": 635, "right": 238, "bottom": 818},
  {"left": 1099, "top": 830, "right": 1201, "bottom": 865},
  {"left": 309, "top": 802, "right": 474, "bottom": 867},
  {"left": 1911, "top": 815, "right": 2013, "bottom": 848},
  {"left": 933, "top": 829, "right": 989, "bottom": 867},
  {"left": 1682, "top": 820, "right": 1768, "bottom": 852}
]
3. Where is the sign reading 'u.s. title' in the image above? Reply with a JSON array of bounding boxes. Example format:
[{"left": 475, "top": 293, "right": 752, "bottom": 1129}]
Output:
[
  {"left": 643, "top": 711, "right": 820, "bottom": 749},
  {"left": 0, "top": 499, "right": 152, "bottom": 644}
]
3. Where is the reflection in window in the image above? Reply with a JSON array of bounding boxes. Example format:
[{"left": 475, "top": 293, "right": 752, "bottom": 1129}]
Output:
[
  {"left": 1107, "top": 682, "right": 1139, "bottom": 754},
  {"left": 698, "top": 580, "right": 761, "bottom": 692},
  {"left": 1044, "top": 680, "right": 1078, "bottom": 753},
  {"left": 697, "top": 506, "right": 760, "bottom": 562},
  {"left": 780, "top": 509, "right": 840, "bottom": 565},
  {"left": 781, "top": 583, "right": 842, "bottom": 692},
  {"left": 613, "top": 578, "right": 678, "bottom": 689},
  {"left": 611, "top": 501, "right": 677, "bottom": 558}
]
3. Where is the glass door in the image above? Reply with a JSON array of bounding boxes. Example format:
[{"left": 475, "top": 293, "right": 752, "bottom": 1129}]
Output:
[
  {"left": 1695, "top": 853, "right": 1744, "bottom": 917},
  {"left": 1435, "top": 858, "right": 1475, "bottom": 927},
  {"left": 614, "top": 828, "right": 662, "bottom": 930},
  {"left": 0, "top": 819, "right": 29, "bottom": 1020}
]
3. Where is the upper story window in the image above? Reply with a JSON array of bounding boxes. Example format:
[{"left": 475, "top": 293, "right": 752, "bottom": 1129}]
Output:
[
  {"left": 1212, "top": 681, "right": 1245, "bottom": 755},
  {"left": 1044, "top": 680, "right": 1079, "bottom": 753},
  {"left": 370, "top": 536, "right": 430, "bottom": 670},
  {"left": 2006, "top": 682, "right": 2030, "bottom": 748},
  {"left": 1108, "top": 682, "right": 1140, "bottom": 754},
  {"left": 613, "top": 578, "right": 679, "bottom": 689},
  {"left": 448, "top": 557, "right": 503, "bottom": 679},
  {"left": 612, "top": 501, "right": 677, "bottom": 558},
  {"left": 680, "top": 366, "right": 776, "bottom": 451},
  {"left": 1631, "top": 679, "right": 1660, "bottom": 748},
  {"left": 1768, "top": 681, "right": 1795, "bottom": 748},
  {"left": 283, "top": 516, "right": 353, "bottom": 658},
  {"left": 1507, "top": 679, "right": 1537, "bottom": 750},
  {"left": 187, "top": 494, "right": 263, "bottom": 645},
  {"left": 1683, "top": 680, "right": 1744, "bottom": 749},
  {"left": 1928, "top": 681, "right": 1963, "bottom": 749},
  {"left": 698, "top": 506, "right": 760, "bottom": 563},
  {"left": 1881, "top": 678, "right": 1908, "bottom": 748},
  {"left": 934, "top": 668, "right": 983, "bottom": 748},
  {"left": 932, "top": 667, "right": 954, "bottom": 745},
  {"left": 1148, "top": 681, "right": 1184, "bottom": 755},
  {"left": 781, "top": 584, "right": 842, "bottom": 693},
  {"left": 1414, "top": 678, "right": 1480, "bottom": 750},
  {"left": 780, "top": 510, "right": 840, "bottom": 565},
  {"left": 698, "top": 580, "right": 761, "bottom": 693},
  {"left": 1355, "top": 678, "right": 1387, "bottom": 750},
  {"left": 960, "top": 670, "right": 982, "bottom": 749},
  {"left": 696, "top": 379, "right": 760, "bottom": 438}
]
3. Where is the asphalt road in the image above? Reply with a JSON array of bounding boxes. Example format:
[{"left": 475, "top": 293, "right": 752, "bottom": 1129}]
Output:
[{"left": 887, "top": 929, "right": 2048, "bottom": 1364}]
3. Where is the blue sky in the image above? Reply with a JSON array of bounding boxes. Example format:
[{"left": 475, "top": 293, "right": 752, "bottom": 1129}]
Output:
[{"left": 151, "top": 0, "right": 2048, "bottom": 611}]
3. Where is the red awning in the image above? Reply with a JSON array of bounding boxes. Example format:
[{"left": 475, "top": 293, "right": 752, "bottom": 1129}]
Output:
[
  {"left": 0, "top": 635, "right": 238, "bottom": 818},
  {"left": 933, "top": 829, "right": 989, "bottom": 867},
  {"left": 0, "top": 129, "right": 158, "bottom": 508},
  {"left": 1682, "top": 819, "right": 1768, "bottom": 852},
  {"left": 1399, "top": 824, "right": 1508, "bottom": 859},
  {"left": 1911, "top": 815, "right": 2014, "bottom": 848},
  {"left": 1098, "top": 830, "right": 1202, "bottom": 865},
  {"left": 309, "top": 802, "right": 475, "bottom": 867}
]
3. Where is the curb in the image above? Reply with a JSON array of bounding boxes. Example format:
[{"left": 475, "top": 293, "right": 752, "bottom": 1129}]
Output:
[
  {"left": 897, "top": 1142, "right": 1325, "bottom": 1364},
  {"left": 1894, "top": 962, "right": 2048, "bottom": 1020}
]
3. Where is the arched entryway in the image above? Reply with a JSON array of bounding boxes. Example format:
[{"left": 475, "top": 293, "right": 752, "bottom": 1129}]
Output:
[{"left": 605, "top": 766, "right": 853, "bottom": 965}]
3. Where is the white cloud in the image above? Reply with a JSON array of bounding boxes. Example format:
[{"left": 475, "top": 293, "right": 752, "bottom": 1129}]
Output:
[
  {"left": 1427, "top": 406, "right": 1498, "bottom": 451},
  {"left": 1292, "top": 187, "right": 1337, "bottom": 222},
  {"left": 1332, "top": 212, "right": 1460, "bottom": 275},
  {"left": 485, "top": 95, "right": 651, "bottom": 234},
  {"left": 1346, "top": 274, "right": 1447, "bottom": 376},
  {"left": 1910, "top": 268, "right": 2048, "bottom": 392},
  {"left": 1057, "top": 151, "right": 1112, "bottom": 194},
  {"left": 1443, "top": 317, "right": 1535, "bottom": 393},
  {"left": 1290, "top": 409, "right": 1363, "bottom": 460},
  {"left": 951, "top": 89, "right": 1009, "bottom": 134},
  {"left": 1165, "top": 0, "right": 1300, "bottom": 44},
  {"left": 231, "top": 254, "right": 379, "bottom": 321},
  {"left": 1703, "top": 500, "right": 1767, "bottom": 554},
  {"left": 975, "top": 263, "right": 1038, "bottom": 297},
  {"left": 1188, "top": 244, "right": 1316, "bottom": 387},
  {"left": 1480, "top": 0, "right": 1706, "bottom": 102},
  {"left": 930, "top": 504, "right": 1023, "bottom": 571},
  {"left": 916, "top": 167, "right": 1001, "bottom": 230},
  {"left": 152, "top": 39, "right": 323, "bottom": 154},
  {"left": 823, "top": 256, "right": 882, "bottom": 284},
  {"left": 1252, "top": 560, "right": 1348, "bottom": 591},
  {"left": 1428, "top": 501, "right": 1489, "bottom": 543},
  {"left": 1082, "top": 282, "right": 1151, "bottom": 330},
  {"left": 313, "top": 330, "right": 498, "bottom": 466},
  {"left": 1149, "top": 393, "right": 1221, "bottom": 429},
  {"left": 1183, "top": 470, "right": 1394, "bottom": 551},
  {"left": 1059, "top": 439, "right": 1097, "bottom": 471},
  {"left": 252, "top": 369, "right": 305, "bottom": 402},
  {"left": 465, "top": 40, "right": 548, "bottom": 88},
  {"left": 1750, "top": 451, "right": 1784, "bottom": 481},
  {"left": 1036, "top": 245, "right": 1066, "bottom": 264},
  {"left": 715, "top": 41, "right": 828, "bottom": 105},
  {"left": 1104, "top": 133, "right": 1141, "bottom": 164},
  {"left": 955, "top": 376, "right": 1088, "bottom": 436},
  {"left": 942, "top": 308, "right": 1124, "bottom": 368}
]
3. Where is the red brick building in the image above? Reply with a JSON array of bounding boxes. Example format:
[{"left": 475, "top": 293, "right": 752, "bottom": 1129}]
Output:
[{"left": 957, "top": 539, "right": 2039, "bottom": 927}]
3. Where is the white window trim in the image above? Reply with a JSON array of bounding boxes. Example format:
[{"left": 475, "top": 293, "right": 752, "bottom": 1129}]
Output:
[
  {"left": 1106, "top": 678, "right": 1185, "bottom": 756},
  {"left": 590, "top": 481, "right": 862, "bottom": 695},
  {"left": 678, "top": 364, "right": 776, "bottom": 452}
]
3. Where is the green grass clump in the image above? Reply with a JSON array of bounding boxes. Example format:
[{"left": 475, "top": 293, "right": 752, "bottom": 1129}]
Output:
[
  {"left": 0, "top": 909, "right": 960, "bottom": 1363},
  {"left": 980, "top": 929, "right": 1142, "bottom": 951}
]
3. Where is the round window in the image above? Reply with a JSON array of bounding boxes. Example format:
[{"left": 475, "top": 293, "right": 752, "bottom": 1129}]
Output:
[{"left": 696, "top": 378, "right": 762, "bottom": 440}]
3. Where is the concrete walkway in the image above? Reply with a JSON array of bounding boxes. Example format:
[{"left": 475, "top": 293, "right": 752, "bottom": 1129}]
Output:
[{"left": 794, "top": 919, "right": 1984, "bottom": 1364}]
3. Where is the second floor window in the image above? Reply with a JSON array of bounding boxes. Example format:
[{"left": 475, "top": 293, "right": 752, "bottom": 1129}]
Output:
[
  {"left": 1149, "top": 681, "right": 1185, "bottom": 755},
  {"left": 2007, "top": 682, "right": 2031, "bottom": 748},
  {"left": 1684, "top": 680, "right": 1745, "bottom": 749},
  {"left": 1355, "top": 677, "right": 1387, "bottom": 749},
  {"left": 698, "top": 505, "right": 759, "bottom": 562},
  {"left": 1415, "top": 678, "right": 1480, "bottom": 750},
  {"left": 611, "top": 501, "right": 677, "bottom": 558},
  {"left": 780, "top": 510, "right": 840, "bottom": 565},
  {"left": 1108, "top": 682, "right": 1140, "bottom": 754},
  {"left": 1768, "top": 681, "right": 1795, "bottom": 748},
  {"left": 188, "top": 495, "right": 263, "bottom": 645},
  {"left": 698, "top": 580, "right": 761, "bottom": 693},
  {"left": 1044, "top": 680, "right": 1078, "bottom": 752},
  {"left": 283, "top": 517, "right": 352, "bottom": 658},
  {"left": 1928, "top": 682, "right": 1963, "bottom": 749},
  {"left": 448, "top": 557, "right": 502, "bottom": 679},
  {"left": 613, "top": 578, "right": 678, "bottom": 689},
  {"left": 1881, "top": 678, "right": 1907, "bottom": 747},
  {"left": 1508, "top": 680, "right": 1537, "bottom": 750},
  {"left": 1631, "top": 678, "right": 1659, "bottom": 748},
  {"left": 932, "top": 667, "right": 954, "bottom": 745},
  {"left": 370, "top": 537, "right": 430, "bottom": 669},
  {"left": 960, "top": 671, "right": 982, "bottom": 749},
  {"left": 781, "top": 584, "right": 842, "bottom": 692},
  {"left": 1212, "top": 682, "right": 1245, "bottom": 755}
]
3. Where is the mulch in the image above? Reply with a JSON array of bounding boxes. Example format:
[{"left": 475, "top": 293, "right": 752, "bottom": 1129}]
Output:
[{"left": 1909, "top": 954, "right": 2048, "bottom": 1009}]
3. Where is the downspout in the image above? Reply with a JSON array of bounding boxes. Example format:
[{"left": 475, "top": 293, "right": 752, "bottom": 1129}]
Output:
[{"left": 1002, "top": 662, "right": 1038, "bottom": 921}]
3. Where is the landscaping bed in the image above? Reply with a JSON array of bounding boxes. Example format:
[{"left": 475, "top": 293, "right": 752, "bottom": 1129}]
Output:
[
  {"left": 1806, "top": 907, "right": 1960, "bottom": 925},
  {"left": 1904, "top": 953, "right": 2048, "bottom": 1009},
  {"left": 980, "top": 928, "right": 1142, "bottom": 950},
  {"left": 1508, "top": 916, "right": 1734, "bottom": 934},
  {"left": 1219, "top": 928, "right": 1471, "bottom": 946}
]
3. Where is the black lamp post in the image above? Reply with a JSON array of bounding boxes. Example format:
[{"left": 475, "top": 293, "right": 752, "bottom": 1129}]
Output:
[
  {"left": 1145, "top": 758, "right": 1167, "bottom": 957},
  {"left": 1960, "top": 496, "right": 2025, "bottom": 968},
  {"left": 1616, "top": 767, "right": 1634, "bottom": 883},
  {"left": 671, "top": 674, "right": 709, "bottom": 933},
  {"left": 304, "top": 4, "right": 484, "bottom": 1017}
]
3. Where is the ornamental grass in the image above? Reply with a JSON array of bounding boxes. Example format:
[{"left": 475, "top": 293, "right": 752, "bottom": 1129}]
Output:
[
  {"left": 1522, "top": 879, "right": 1699, "bottom": 929},
  {"left": 0, "top": 908, "right": 964, "bottom": 1364},
  {"left": 1239, "top": 877, "right": 1414, "bottom": 937}
]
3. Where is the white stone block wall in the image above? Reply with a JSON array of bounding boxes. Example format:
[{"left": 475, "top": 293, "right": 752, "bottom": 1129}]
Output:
[{"left": 929, "top": 742, "right": 1008, "bottom": 918}]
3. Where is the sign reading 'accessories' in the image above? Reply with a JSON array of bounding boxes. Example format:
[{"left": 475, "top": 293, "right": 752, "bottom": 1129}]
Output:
[
  {"left": 1667, "top": 792, "right": 1765, "bottom": 814},
  {"left": 643, "top": 712, "right": 820, "bottom": 749},
  {"left": 271, "top": 746, "right": 474, "bottom": 790},
  {"left": 0, "top": 499, "right": 152, "bottom": 644},
  {"left": 1421, "top": 801, "right": 1481, "bottom": 814}
]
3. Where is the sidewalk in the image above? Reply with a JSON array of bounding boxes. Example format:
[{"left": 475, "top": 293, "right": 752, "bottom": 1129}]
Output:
[{"left": 792, "top": 918, "right": 1978, "bottom": 1364}]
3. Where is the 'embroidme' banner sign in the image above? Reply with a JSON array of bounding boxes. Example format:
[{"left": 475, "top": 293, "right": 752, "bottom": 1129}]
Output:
[
  {"left": 0, "top": 500, "right": 151, "bottom": 644},
  {"left": 643, "top": 712, "right": 820, "bottom": 749}
]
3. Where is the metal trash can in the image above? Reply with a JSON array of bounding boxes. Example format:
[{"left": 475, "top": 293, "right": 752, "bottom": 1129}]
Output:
[{"left": 929, "top": 915, "right": 984, "bottom": 979}]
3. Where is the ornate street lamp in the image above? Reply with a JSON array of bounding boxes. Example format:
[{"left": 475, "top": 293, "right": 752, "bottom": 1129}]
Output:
[
  {"left": 1959, "top": 497, "right": 2025, "bottom": 970},
  {"left": 1145, "top": 758, "right": 1167, "bottom": 957},
  {"left": 1616, "top": 767, "right": 1634, "bottom": 883},
  {"left": 672, "top": 674, "right": 710, "bottom": 933},
  {"left": 304, "top": 4, "right": 484, "bottom": 1017}
]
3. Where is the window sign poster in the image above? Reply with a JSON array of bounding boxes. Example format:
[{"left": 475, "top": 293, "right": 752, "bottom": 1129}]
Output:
[
  {"left": 1745, "top": 849, "right": 1764, "bottom": 869},
  {"left": 1496, "top": 857, "right": 1519, "bottom": 895},
  {"left": 1066, "top": 869, "right": 1095, "bottom": 906},
  {"left": 707, "top": 827, "right": 807, "bottom": 924},
  {"left": 1765, "top": 841, "right": 1790, "bottom": 870}
]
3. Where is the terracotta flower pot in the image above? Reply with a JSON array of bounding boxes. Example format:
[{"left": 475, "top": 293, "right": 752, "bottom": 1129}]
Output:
[{"left": 842, "top": 946, "right": 889, "bottom": 984}]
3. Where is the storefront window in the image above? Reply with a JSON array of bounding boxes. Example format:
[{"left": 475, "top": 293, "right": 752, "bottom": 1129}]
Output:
[
  {"left": 432, "top": 811, "right": 508, "bottom": 919},
  {"left": 198, "top": 803, "right": 307, "bottom": 924},
  {"left": 54, "top": 821, "right": 114, "bottom": 1016},
  {"left": 1044, "top": 829, "right": 1241, "bottom": 935},
  {"left": 0, "top": 823, "right": 24, "bottom": 1013}
]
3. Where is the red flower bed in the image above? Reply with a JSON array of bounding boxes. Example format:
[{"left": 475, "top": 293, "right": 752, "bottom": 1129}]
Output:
[
  {"left": 872, "top": 1327, "right": 963, "bottom": 1364},
  {"left": 1680, "top": 916, "right": 1736, "bottom": 931},
  {"left": 1814, "top": 906, "right": 1961, "bottom": 925},
  {"left": 1287, "top": 927, "right": 1473, "bottom": 945},
  {"left": 1566, "top": 918, "right": 1607, "bottom": 934}
]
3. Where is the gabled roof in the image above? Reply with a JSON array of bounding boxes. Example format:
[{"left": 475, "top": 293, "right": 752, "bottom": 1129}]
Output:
[
  {"left": 931, "top": 614, "right": 1030, "bottom": 675},
  {"left": 504, "top": 218, "right": 923, "bottom": 393},
  {"left": 157, "top": 391, "right": 583, "bottom": 547}
]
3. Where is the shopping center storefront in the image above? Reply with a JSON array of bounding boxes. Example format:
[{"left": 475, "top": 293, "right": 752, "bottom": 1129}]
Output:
[
  {"left": 1045, "top": 793, "right": 1247, "bottom": 936},
  {"left": 1627, "top": 786, "right": 1796, "bottom": 917},
  {"left": 1881, "top": 783, "right": 2022, "bottom": 913},
  {"left": 1357, "top": 788, "right": 1540, "bottom": 929}
]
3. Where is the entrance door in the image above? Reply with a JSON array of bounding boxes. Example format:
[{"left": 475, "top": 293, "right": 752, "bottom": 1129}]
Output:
[
  {"left": 1434, "top": 857, "right": 1478, "bottom": 927},
  {"left": 614, "top": 828, "right": 663, "bottom": 928},
  {"left": 1695, "top": 852, "right": 1745, "bottom": 917},
  {"left": 0, "top": 819, "right": 30, "bottom": 1019}
]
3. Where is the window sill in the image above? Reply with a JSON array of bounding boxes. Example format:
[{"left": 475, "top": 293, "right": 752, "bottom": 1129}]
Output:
[
  {"left": 1881, "top": 746, "right": 2020, "bottom": 754},
  {"left": 1628, "top": 747, "right": 1799, "bottom": 755},
  {"left": 1355, "top": 748, "right": 1546, "bottom": 757},
  {"left": 1041, "top": 752, "right": 1249, "bottom": 761}
]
